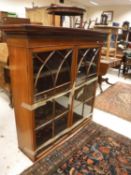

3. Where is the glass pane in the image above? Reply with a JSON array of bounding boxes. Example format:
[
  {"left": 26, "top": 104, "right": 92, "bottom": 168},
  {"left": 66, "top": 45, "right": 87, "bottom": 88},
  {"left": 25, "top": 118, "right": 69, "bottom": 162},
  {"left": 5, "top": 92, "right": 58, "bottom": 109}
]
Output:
[
  {"left": 54, "top": 114, "right": 68, "bottom": 135},
  {"left": 35, "top": 101, "right": 53, "bottom": 128},
  {"left": 36, "top": 123, "right": 53, "bottom": 147},
  {"left": 74, "top": 87, "right": 85, "bottom": 107},
  {"left": 86, "top": 48, "right": 99, "bottom": 77},
  {"left": 54, "top": 93, "right": 70, "bottom": 117},
  {"left": 55, "top": 56, "right": 71, "bottom": 87},
  {"left": 33, "top": 52, "right": 54, "bottom": 99},
  {"left": 76, "top": 48, "right": 99, "bottom": 85},
  {"left": 84, "top": 80, "right": 97, "bottom": 100},
  {"left": 83, "top": 98, "right": 94, "bottom": 118},
  {"left": 77, "top": 65, "right": 87, "bottom": 85},
  {"left": 33, "top": 49, "right": 72, "bottom": 101},
  {"left": 74, "top": 80, "right": 96, "bottom": 107},
  {"left": 73, "top": 103, "right": 83, "bottom": 124}
]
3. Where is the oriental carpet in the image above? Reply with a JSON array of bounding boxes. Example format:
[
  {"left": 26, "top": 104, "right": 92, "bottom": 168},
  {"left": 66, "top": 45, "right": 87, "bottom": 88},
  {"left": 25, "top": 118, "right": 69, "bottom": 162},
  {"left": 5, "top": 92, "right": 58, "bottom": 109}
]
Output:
[
  {"left": 95, "top": 82, "right": 131, "bottom": 122},
  {"left": 21, "top": 121, "right": 131, "bottom": 175}
]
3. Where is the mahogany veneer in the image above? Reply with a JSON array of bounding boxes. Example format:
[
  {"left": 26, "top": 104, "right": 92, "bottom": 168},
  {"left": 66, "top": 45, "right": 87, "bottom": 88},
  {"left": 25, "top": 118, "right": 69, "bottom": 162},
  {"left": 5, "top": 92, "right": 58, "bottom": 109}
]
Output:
[{"left": 1, "top": 24, "right": 105, "bottom": 161}]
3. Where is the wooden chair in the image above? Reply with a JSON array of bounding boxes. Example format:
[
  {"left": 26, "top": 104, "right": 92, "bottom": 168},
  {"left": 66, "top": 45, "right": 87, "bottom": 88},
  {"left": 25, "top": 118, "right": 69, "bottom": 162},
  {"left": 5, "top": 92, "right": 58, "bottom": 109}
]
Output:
[
  {"left": 118, "top": 49, "right": 131, "bottom": 76},
  {"left": 0, "top": 43, "right": 10, "bottom": 100}
]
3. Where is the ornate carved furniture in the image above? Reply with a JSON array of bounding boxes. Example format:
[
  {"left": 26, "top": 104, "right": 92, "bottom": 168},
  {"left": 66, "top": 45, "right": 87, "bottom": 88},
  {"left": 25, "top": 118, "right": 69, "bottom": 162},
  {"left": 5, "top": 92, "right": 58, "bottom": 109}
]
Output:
[
  {"left": 1, "top": 24, "right": 105, "bottom": 161},
  {"left": 47, "top": 5, "right": 85, "bottom": 27}
]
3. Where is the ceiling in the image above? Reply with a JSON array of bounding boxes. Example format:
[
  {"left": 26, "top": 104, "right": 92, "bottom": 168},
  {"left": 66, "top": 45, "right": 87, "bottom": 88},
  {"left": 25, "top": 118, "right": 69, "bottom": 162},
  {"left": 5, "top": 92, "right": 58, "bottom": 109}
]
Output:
[{"left": 70, "top": 0, "right": 131, "bottom": 7}]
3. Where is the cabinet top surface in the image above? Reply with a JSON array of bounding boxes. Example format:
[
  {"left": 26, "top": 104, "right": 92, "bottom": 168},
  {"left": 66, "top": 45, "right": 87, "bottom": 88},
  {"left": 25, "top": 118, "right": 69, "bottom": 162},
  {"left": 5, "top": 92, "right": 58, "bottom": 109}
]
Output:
[{"left": 0, "top": 24, "right": 106, "bottom": 40}]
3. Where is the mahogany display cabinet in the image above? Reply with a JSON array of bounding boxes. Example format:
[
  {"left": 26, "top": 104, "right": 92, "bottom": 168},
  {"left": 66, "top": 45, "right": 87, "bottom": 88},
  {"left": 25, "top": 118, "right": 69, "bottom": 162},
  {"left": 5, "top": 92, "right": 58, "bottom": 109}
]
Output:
[{"left": 2, "top": 25, "right": 105, "bottom": 161}]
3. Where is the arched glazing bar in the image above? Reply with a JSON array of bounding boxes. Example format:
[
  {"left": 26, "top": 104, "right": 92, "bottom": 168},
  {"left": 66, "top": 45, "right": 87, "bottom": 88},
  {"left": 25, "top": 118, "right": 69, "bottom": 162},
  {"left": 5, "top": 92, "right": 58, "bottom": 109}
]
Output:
[
  {"left": 34, "top": 51, "right": 56, "bottom": 87},
  {"left": 77, "top": 49, "right": 90, "bottom": 72},
  {"left": 33, "top": 53, "right": 54, "bottom": 83},
  {"left": 53, "top": 49, "right": 72, "bottom": 87},
  {"left": 86, "top": 48, "right": 99, "bottom": 76}
]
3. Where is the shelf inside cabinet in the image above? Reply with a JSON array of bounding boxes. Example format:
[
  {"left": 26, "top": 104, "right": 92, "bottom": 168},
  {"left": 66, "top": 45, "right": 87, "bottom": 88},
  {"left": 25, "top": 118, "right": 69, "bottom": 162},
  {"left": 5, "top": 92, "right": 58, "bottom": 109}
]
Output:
[{"left": 34, "top": 81, "right": 70, "bottom": 103}]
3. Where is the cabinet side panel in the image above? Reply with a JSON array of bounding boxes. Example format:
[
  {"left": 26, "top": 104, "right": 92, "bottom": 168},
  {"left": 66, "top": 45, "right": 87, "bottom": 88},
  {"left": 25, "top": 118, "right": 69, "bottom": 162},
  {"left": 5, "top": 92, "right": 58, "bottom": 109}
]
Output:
[{"left": 9, "top": 45, "right": 35, "bottom": 159}]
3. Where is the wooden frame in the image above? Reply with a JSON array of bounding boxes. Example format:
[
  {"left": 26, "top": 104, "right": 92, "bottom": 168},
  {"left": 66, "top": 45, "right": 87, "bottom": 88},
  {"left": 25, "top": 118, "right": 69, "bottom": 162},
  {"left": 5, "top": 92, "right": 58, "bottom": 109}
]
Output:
[{"left": 103, "top": 11, "right": 113, "bottom": 22}]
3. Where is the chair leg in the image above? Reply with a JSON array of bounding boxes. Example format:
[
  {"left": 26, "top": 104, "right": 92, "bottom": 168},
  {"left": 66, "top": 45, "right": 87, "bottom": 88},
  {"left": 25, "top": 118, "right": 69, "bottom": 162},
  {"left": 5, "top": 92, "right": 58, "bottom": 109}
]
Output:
[
  {"left": 118, "top": 66, "right": 121, "bottom": 77},
  {"left": 118, "top": 62, "right": 123, "bottom": 77}
]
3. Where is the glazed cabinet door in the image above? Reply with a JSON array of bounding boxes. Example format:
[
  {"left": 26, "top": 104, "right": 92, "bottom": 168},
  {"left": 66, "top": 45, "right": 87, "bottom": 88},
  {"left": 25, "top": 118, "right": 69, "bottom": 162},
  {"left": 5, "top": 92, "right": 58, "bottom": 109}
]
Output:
[
  {"left": 32, "top": 47, "right": 73, "bottom": 154},
  {"left": 71, "top": 46, "right": 100, "bottom": 125},
  {"left": 30, "top": 45, "right": 100, "bottom": 156}
]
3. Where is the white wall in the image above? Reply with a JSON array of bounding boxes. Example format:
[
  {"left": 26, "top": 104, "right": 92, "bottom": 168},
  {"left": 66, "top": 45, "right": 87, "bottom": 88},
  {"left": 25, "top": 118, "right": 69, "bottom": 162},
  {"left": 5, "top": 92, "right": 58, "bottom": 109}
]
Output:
[
  {"left": 0, "top": 0, "right": 84, "bottom": 18},
  {"left": 0, "top": 0, "right": 66, "bottom": 17},
  {"left": 86, "top": 5, "right": 131, "bottom": 27}
]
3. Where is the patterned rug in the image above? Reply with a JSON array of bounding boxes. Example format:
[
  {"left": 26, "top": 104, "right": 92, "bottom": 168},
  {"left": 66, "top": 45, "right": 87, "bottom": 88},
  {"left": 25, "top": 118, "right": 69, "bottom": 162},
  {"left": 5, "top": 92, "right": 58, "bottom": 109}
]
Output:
[
  {"left": 95, "top": 82, "right": 131, "bottom": 122},
  {"left": 21, "top": 121, "right": 131, "bottom": 175}
]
